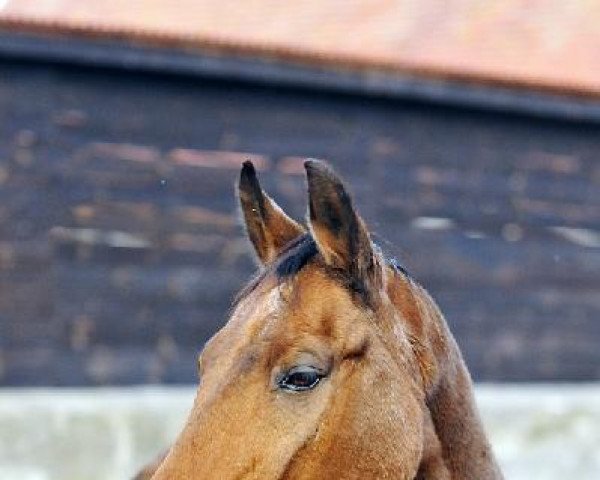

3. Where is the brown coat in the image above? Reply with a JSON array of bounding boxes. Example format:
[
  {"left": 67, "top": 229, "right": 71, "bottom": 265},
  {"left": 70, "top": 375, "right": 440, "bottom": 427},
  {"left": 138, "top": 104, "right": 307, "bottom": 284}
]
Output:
[{"left": 136, "top": 160, "right": 503, "bottom": 479}]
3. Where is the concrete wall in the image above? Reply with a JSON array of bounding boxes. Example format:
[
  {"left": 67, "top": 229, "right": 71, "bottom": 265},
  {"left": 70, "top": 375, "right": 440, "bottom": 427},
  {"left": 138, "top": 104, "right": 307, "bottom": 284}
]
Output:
[{"left": 1, "top": 385, "right": 599, "bottom": 479}]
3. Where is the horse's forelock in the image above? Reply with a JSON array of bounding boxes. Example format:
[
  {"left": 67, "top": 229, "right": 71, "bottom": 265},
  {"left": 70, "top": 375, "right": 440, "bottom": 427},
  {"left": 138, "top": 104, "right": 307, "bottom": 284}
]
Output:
[{"left": 234, "top": 232, "right": 412, "bottom": 312}]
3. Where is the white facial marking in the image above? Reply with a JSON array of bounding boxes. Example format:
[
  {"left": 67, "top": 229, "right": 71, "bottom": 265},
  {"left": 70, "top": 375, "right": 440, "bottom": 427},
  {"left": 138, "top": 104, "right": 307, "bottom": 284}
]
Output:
[
  {"left": 263, "top": 286, "right": 283, "bottom": 316},
  {"left": 241, "top": 285, "right": 285, "bottom": 339}
]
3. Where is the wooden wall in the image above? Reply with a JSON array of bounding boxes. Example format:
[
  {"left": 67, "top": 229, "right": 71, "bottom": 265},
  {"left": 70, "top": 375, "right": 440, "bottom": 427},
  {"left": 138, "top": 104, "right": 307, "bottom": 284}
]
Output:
[{"left": 0, "top": 60, "right": 598, "bottom": 384}]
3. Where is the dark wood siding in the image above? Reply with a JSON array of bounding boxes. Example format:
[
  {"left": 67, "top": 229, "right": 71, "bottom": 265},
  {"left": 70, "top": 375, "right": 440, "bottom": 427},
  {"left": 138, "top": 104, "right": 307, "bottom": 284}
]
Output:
[{"left": 1, "top": 60, "right": 598, "bottom": 384}]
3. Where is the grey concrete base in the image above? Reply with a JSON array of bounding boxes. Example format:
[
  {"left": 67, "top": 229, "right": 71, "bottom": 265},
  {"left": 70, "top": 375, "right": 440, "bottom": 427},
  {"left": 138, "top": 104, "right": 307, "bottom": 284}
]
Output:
[{"left": 0, "top": 385, "right": 599, "bottom": 479}]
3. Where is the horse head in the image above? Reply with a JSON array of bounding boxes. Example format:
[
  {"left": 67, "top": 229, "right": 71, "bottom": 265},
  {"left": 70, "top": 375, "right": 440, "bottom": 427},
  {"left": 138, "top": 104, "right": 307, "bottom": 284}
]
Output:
[{"left": 146, "top": 160, "right": 503, "bottom": 479}]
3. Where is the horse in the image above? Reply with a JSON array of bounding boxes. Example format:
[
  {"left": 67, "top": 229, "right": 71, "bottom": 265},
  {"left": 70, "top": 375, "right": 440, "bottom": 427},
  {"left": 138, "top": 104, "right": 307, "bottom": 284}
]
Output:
[{"left": 135, "top": 159, "right": 503, "bottom": 479}]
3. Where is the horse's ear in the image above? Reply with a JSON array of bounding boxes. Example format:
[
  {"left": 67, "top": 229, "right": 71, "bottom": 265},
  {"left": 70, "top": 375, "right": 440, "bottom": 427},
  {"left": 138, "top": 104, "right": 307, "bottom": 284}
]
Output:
[
  {"left": 305, "top": 159, "right": 382, "bottom": 292},
  {"left": 238, "top": 161, "right": 305, "bottom": 264}
]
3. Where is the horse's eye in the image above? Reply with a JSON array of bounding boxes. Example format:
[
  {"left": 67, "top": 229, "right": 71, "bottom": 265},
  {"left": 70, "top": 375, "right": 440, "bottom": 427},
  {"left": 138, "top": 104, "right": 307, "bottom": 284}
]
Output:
[{"left": 278, "top": 366, "right": 322, "bottom": 392}]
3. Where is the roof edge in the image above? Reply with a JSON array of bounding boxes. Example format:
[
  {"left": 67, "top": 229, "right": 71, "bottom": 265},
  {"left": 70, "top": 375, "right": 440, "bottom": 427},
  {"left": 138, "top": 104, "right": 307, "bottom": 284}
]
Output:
[{"left": 1, "top": 28, "right": 600, "bottom": 124}]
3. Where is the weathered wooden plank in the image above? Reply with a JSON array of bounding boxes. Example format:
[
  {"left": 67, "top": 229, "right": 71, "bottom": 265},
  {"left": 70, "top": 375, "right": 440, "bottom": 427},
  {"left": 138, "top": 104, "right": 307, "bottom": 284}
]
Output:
[
  {"left": 0, "top": 347, "right": 199, "bottom": 386},
  {"left": 0, "top": 59, "right": 598, "bottom": 384}
]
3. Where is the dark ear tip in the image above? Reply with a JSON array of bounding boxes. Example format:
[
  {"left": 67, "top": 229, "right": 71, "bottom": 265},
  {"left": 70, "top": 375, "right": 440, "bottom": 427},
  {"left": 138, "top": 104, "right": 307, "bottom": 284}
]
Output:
[
  {"left": 241, "top": 160, "right": 256, "bottom": 177},
  {"left": 304, "top": 159, "right": 317, "bottom": 169},
  {"left": 304, "top": 158, "right": 343, "bottom": 188},
  {"left": 304, "top": 158, "right": 328, "bottom": 173},
  {"left": 240, "top": 160, "right": 258, "bottom": 187},
  {"left": 239, "top": 160, "right": 265, "bottom": 203}
]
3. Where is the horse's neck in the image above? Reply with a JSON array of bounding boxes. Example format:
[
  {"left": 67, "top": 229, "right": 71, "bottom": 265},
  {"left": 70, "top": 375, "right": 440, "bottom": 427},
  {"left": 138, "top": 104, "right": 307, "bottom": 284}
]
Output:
[
  {"left": 392, "top": 278, "right": 503, "bottom": 479},
  {"left": 425, "top": 340, "right": 502, "bottom": 479}
]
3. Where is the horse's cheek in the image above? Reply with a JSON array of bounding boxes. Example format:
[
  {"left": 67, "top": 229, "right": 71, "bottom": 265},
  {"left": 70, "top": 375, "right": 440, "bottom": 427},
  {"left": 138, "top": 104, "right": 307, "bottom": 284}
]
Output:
[{"left": 282, "top": 360, "right": 423, "bottom": 479}]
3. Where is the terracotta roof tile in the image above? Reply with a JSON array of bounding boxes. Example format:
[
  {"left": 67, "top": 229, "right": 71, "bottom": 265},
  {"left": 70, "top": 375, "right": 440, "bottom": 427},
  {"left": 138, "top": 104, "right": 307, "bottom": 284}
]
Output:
[{"left": 1, "top": 0, "right": 599, "bottom": 96}]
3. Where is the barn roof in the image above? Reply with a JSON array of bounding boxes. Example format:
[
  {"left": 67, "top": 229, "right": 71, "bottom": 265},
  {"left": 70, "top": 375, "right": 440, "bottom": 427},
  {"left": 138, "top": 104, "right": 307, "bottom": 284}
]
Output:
[{"left": 1, "top": 0, "right": 599, "bottom": 98}]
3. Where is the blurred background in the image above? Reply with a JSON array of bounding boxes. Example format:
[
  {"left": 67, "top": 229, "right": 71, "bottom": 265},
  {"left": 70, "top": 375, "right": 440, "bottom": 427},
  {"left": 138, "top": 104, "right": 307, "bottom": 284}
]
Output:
[{"left": 0, "top": 1, "right": 599, "bottom": 478}]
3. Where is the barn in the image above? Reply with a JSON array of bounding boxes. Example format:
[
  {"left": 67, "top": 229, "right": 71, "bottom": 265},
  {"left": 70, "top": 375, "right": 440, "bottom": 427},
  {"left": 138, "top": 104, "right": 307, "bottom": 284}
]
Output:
[{"left": 1, "top": 2, "right": 599, "bottom": 388}]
